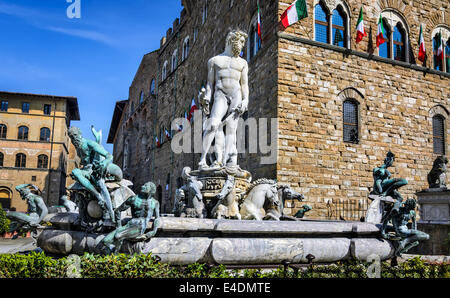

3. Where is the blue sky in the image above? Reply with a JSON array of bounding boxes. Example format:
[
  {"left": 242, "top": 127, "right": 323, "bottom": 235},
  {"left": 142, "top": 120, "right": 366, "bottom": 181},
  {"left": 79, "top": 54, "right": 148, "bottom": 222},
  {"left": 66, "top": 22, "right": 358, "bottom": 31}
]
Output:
[{"left": 0, "top": 0, "right": 184, "bottom": 152}]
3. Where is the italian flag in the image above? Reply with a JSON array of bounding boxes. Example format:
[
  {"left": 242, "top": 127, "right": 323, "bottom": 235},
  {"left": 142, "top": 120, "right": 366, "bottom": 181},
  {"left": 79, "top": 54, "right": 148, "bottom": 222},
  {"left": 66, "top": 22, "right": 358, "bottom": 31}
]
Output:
[
  {"left": 165, "top": 128, "right": 171, "bottom": 140},
  {"left": 355, "top": 7, "right": 367, "bottom": 43},
  {"left": 281, "top": 0, "right": 308, "bottom": 29},
  {"left": 188, "top": 98, "right": 197, "bottom": 121},
  {"left": 376, "top": 15, "right": 386, "bottom": 48},
  {"left": 418, "top": 24, "right": 426, "bottom": 63},
  {"left": 436, "top": 31, "right": 444, "bottom": 62},
  {"left": 257, "top": 0, "right": 262, "bottom": 39}
]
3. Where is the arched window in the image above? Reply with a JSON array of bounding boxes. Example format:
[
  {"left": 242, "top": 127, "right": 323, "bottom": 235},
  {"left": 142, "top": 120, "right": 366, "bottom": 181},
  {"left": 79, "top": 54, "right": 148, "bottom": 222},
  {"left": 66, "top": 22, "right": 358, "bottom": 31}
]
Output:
[
  {"left": 248, "top": 17, "right": 262, "bottom": 61},
  {"left": 393, "top": 23, "right": 406, "bottom": 61},
  {"left": 433, "top": 115, "right": 446, "bottom": 155},
  {"left": 150, "top": 79, "right": 156, "bottom": 95},
  {"left": 37, "top": 154, "right": 49, "bottom": 169},
  {"left": 15, "top": 153, "right": 26, "bottom": 168},
  {"left": 40, "top": 127, "right": 51, "bottom": 142},
  {"left": 432, "top": 29, "right": 450, "bottom": 72},
  {"left": 343, "top": 100, "right": 359, "bottom": 144},
  {"left": 139, "top": 91, "right": 144, "bottom": 104},
  {"left": 332, "top": 7, "right": 346, "bottom": 47},
  {"left": 315, "top": 2, "right": 329, "bottom": 44},
  {"left": 0, "top": 152, "right": 4, "bottom": 167},
  {"left": 0, "top": 124, "right": 6, "bottom": 139},
  {"left": 379, "top": 18, "right": 391, "bottom": 59},
  {"left": 0, "top": 188, "right": 11, "bottom": 210},
  {"left": 171, "top": 50, "right": 178, "bottom": 72},
  {"left": 162, "top": 61, "right": 168, "bottom": 80},
  {"left": 379, "top": 11, "right": 410, "bottom": 61},
  {"left": 18, "top": 126, "right": 29, "bottom": 140},
  {"left": 182, "top": 37, "right": 190, "bottom": 61}
]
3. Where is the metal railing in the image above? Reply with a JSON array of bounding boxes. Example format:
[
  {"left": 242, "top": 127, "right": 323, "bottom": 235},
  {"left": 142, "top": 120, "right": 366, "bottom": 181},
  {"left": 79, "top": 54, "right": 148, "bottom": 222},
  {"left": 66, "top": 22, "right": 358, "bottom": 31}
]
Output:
[{"left": 326, "top": 198, "right": 369, "bottom": 222}]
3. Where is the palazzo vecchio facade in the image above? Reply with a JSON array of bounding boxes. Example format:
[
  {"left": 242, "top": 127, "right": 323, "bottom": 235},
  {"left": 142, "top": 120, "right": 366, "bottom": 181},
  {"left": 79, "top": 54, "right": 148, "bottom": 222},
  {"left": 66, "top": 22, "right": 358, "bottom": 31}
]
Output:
[{"left": 108, "top": 0, "right": 449, "bottom": 219}]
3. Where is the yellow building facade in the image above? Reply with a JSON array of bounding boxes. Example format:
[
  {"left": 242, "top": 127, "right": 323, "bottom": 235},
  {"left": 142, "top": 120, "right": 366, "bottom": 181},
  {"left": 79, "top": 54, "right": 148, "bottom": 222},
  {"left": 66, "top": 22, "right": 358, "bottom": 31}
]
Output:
[{"left": 0, "top": 91, "right": 80, "bottom": 212}]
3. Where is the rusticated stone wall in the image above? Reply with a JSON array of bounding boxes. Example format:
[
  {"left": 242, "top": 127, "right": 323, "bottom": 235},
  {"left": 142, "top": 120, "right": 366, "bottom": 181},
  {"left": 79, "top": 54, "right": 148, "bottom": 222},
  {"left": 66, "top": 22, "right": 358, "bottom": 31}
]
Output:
[
  {"left": 277, "top": 0, "right": 449, "bottom": 219},
  {"left": 110, "top": 0, "right": 449, "bottom": 219}
]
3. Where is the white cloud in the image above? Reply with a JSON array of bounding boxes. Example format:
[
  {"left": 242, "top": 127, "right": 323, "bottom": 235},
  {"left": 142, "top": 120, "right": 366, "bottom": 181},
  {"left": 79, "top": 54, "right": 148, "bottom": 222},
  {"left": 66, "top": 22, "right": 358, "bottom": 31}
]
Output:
[
  {"left": 45, "top": 26, "right": 116, "bottom": 46},
  {"left": 0, "top": 2, "right": 115, "bottom": 47}
]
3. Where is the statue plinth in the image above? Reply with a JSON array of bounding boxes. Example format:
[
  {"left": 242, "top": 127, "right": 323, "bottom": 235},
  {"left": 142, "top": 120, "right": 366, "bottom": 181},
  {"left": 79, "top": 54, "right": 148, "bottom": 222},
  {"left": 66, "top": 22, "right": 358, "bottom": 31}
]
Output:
[
  {"left": 416, "top": 189, "right": 450, "bottom": 224},
  {"left": 189, "top": 166, "right": 252, "bottom": 217}
]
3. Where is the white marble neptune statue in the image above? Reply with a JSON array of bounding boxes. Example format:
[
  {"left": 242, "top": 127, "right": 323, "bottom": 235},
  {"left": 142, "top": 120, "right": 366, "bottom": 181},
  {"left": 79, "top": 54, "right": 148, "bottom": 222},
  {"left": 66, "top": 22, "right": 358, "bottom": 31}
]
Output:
[{"left": 198, "top": 29, "right": 249, "bottom": 170}]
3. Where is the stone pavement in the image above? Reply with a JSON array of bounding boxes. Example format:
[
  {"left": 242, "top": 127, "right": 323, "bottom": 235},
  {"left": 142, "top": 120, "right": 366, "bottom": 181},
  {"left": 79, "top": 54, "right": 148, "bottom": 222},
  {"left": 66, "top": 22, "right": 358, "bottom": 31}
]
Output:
[{"left": 0, "top": 238, "right": 36, "bottom": 254}]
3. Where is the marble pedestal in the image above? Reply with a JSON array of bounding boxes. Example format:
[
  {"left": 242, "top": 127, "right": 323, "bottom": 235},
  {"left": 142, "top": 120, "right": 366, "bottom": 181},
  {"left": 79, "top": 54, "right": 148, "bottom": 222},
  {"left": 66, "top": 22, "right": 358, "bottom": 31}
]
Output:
[
  {"left": 37, "top": 214, "right": 395, "bottom": 265},
  {"left": 417, "top": 189, "right": 450, "bottom": 224},
  {"left": 412, "top": 189, "right": 450, "bottom": 255}
]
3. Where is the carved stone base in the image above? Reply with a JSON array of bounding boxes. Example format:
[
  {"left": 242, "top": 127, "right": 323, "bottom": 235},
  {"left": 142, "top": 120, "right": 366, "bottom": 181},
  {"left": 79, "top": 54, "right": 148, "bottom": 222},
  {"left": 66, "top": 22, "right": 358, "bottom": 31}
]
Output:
[
  {"left": 37, "top": 215, "right": 395, "bottom": 264},
  {"left": 416, "top": 189, "right": 450, "bottom": 224},
  {"left": 190, "top": 166, "right": 252, "bottom": 217}
]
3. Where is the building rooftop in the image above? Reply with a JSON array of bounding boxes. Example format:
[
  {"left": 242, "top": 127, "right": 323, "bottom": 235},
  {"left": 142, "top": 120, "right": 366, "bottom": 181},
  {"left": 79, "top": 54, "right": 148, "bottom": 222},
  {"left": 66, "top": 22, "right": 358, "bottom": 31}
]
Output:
[
  {"left": 107, "top": 100, "right": 128, "bottom": 144},
  {"left": 0, "top": 90, "right": 80, "bottom": 121}
]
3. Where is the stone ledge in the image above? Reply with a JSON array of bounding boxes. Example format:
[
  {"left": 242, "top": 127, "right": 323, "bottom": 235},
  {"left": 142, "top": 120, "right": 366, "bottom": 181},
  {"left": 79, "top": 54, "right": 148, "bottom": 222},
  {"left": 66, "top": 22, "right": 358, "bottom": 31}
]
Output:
[
  {"left": 44, "top": 213, "right": 382, "bottom": 238},
  {"left": 37, "top": 230, "right": 394, "bottom": 265}
]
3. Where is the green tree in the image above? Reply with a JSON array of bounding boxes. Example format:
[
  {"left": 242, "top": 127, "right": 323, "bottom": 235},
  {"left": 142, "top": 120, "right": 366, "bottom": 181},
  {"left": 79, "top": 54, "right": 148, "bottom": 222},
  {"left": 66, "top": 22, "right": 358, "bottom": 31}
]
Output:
[{"left": 0, "top": 204, "right": 10, "bottom": 235}]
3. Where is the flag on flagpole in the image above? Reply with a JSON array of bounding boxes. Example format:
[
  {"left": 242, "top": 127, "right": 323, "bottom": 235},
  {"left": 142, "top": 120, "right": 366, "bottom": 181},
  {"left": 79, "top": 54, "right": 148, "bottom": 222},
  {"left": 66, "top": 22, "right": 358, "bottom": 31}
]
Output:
[
  {"left": 436, "top": 30, "right": 444, "bottom": 62},
  {"left": 257, "top": 0, "right": 262, "bottom": 39},
  {"left": 188, "top": 98, "right": 197, "bottom": 121},
  {"left": 355, "top": 7, "right": 367, "bottom": 44},
  {"left": 165, "top": 128, "right": 171, "bottom": 140},
  {"left": 418, "top": 24, "right": 426, "bottom": 63},
  {"left": 376, "top": 15, "right": 386, "bottom": 48},
  {"left": 155, "top": 136, "right": 160, "bottom": 148},
  {"left": 280, "top": 0, "right": 308, "bottom": 29}
]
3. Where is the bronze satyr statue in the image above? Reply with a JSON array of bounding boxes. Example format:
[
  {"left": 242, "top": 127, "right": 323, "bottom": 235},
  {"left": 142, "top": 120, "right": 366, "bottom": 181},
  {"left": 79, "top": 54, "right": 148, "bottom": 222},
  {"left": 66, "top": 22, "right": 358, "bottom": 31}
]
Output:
[
  {"left": 7, "top": 184, "right": 48, "bottom": 239},
  {"left": 102, "top": 182, "right": 160, "bottom": 254},
  {"left": 381, "top": 198, "right": 429, "bottom": 256},
  {"left": 371, "top": 151, "right": 408, "bottom": 202}
]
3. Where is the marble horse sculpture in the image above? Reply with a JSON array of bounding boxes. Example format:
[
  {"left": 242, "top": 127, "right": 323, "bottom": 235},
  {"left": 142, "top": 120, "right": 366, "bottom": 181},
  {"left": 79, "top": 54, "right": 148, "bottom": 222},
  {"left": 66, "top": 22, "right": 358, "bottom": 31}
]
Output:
[
  {"left": 265, "top": 184, "right": 306, "bottom": 221},
  {"left": 240, "top": 179, "right": 281, "bottom": 221},
  {"left": 211, "top": 175, "right": 241, "bottom": 220}
]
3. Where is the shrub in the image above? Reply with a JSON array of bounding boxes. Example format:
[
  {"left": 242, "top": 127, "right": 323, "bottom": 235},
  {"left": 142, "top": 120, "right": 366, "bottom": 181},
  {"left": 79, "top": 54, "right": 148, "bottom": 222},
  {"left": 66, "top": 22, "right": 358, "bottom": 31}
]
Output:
[
  {"left": 0, "top": 252, "right": 67, "bottom": 278},
  {"left": 0, "top": 204, "right": 10, "bottom": 235},
  {"left": 0, "top": 252, "right": 448, "bottom": 278}
]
